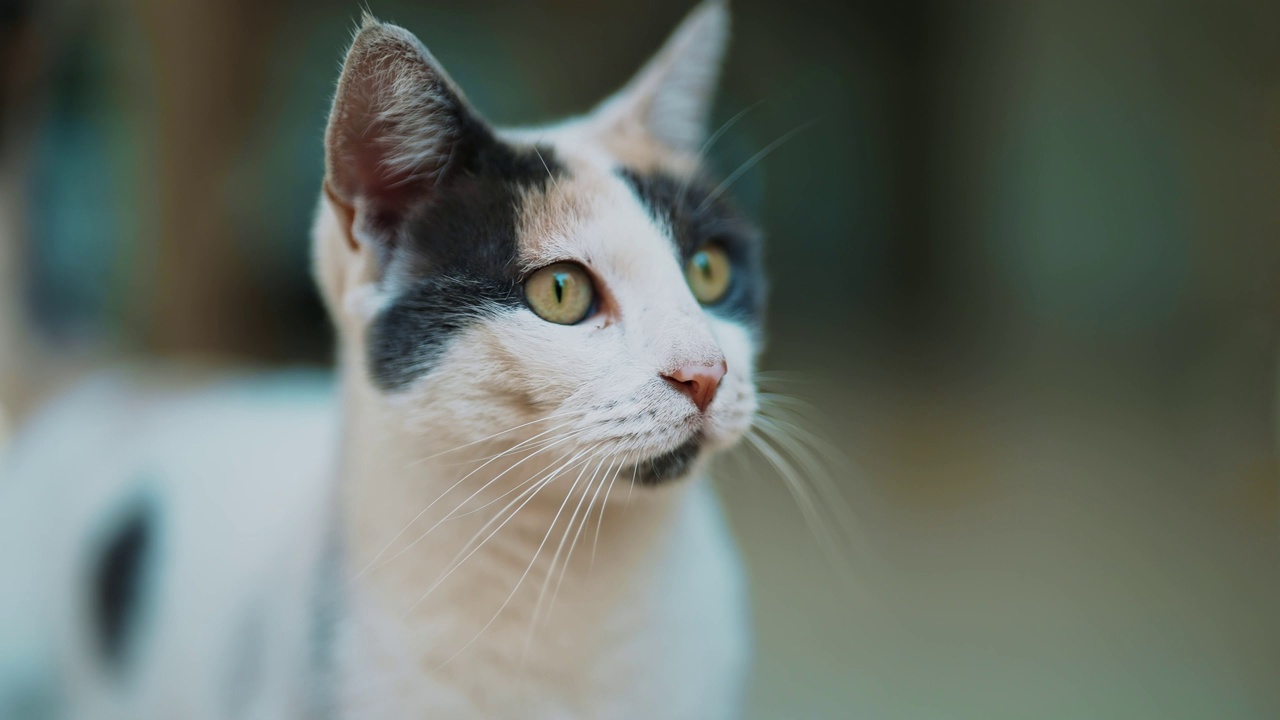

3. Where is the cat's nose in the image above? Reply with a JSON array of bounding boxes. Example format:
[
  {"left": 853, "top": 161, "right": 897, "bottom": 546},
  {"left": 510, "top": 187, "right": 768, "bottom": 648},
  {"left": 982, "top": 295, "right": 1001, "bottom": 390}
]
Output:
[{"left": 663, "top": 359, "right": 727, "bottom": 414}]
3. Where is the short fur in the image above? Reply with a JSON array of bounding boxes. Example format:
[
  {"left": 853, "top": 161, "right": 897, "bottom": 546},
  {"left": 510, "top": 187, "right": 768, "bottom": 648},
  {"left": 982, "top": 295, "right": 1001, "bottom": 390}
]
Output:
[
  {"left": 317, "top": 2, "right": 762, "bottom": 717},
  {"left": 0, "top": 3, "right": 766, "bottom": 718}
]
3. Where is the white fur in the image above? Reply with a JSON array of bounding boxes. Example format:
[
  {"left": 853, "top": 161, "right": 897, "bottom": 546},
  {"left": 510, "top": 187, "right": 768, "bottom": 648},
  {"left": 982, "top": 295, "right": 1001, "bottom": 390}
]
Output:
[
  {"left": 0, "top": 370, "right": 337, "bottom": 719},
  {"left": 0, "top": 3, "right": 756, "bottom": 718},
  {"left": 319, "top": 3, "right": 756, "bottom": 717},
  {"left": 321, "top": 140, "right": 757, "bottom": 720}
]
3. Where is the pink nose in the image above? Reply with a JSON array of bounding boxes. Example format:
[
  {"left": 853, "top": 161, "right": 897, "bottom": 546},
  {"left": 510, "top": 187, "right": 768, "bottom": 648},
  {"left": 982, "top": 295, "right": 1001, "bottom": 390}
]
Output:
[{"left": 663, "top": 359, "right": 727, "bottom": 414}]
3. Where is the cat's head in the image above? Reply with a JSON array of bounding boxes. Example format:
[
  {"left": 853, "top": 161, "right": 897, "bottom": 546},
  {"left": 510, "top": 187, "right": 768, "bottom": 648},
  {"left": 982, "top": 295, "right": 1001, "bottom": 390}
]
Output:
[{"left": 315, "top": 1, "right": 764, "bottom": 485}]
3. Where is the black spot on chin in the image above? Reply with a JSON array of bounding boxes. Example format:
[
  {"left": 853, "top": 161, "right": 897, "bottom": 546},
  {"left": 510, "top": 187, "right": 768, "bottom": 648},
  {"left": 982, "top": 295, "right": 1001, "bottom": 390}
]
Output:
[
  {"left": 636, "top": 437, "right": 704, "bottom": 485},
  {"left": 91, "top": 500, "right": 157, "bottom": 670}
]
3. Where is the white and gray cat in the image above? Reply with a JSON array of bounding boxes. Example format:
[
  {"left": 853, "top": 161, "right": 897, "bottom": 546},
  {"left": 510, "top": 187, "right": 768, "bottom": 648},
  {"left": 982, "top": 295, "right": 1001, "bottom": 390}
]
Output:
[{"left": 0, "top": 2, "right": 766, "bottom": 717}]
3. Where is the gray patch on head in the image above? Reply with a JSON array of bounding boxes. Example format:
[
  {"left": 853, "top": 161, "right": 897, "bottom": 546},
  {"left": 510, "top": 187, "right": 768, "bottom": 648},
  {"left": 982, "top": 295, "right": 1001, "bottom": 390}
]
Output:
[
  {"left": 365, "top": 141, "right": 566, "bottom": 391},
  {"left": 617, "top": 168, "right": 766, "bottom": 330}
]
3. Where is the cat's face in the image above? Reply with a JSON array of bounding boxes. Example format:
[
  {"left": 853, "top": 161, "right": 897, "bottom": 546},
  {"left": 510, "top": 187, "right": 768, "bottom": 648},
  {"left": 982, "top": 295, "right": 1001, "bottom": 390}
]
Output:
[{"left": 316, "top": 2, "right": 762, "bottom": 485}]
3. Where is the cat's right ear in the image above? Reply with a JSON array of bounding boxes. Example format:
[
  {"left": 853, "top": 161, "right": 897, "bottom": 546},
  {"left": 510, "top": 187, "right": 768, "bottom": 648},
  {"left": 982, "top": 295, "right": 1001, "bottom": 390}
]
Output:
[{"left": 323, "top": 14, "right": 480, "bottom": 256}]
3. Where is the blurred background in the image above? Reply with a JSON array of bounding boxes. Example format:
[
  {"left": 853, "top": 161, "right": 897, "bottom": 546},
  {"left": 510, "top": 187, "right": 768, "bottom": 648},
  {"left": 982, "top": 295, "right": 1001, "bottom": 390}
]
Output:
[{"left": 2, "top": 0, "right": 1279, "bottom": 717}]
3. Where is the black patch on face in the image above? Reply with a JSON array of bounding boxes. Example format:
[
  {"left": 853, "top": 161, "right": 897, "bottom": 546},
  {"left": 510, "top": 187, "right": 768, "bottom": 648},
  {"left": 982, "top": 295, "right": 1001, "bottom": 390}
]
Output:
[
  {"left": 90, "top": 500, "right": 157, "bottom": 670},
  {"left": 366, "top": 132, "right": 565, "bottom": 391},
  {"left": 618, "top": 169, "right": 766, "bottom": 329},
  {"left": 636, "top": 437, "right": 704, "bottom": 486}
]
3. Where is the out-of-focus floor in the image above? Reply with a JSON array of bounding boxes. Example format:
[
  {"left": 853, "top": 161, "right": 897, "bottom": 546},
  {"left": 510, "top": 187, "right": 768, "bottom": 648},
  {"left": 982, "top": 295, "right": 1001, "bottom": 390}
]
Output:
[{"left": 721, "top": 332, "right": 1280, "bottom": 720}]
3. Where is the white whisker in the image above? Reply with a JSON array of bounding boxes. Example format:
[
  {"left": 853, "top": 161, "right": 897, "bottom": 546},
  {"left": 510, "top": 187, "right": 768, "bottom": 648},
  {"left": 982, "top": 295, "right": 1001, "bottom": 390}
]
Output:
[
  {"left": 528, "top": 454, "right": 609, "bottom": 639},
  {"left": 363, "top": 433, "right": 593, "bottom": 579},
  {"left": 696, "top": 119, "right": 819, "bottom": 213},
  {"left": 743, "top": 429, "right": 849, "bottom": 577},
  {"left": 678, "top": 100, "right": 763, "bottom": 198},
  {"left": 413, "top": 409, "right": 581, "bottom": 462},
  {"left": 548, "top": 455, "right": 618, "bottom": 620},
  {"left": 355, "top": 419, "right": 585, "bottom": 580},
  {"left": 406, "top": 444, "right": 603, "bottom": 621},
  {"left": 590, "top": 452, "right": 628, "bottom": 571},
  {"left": 433, "top": 445, "right": 609, "bottom": 669}
]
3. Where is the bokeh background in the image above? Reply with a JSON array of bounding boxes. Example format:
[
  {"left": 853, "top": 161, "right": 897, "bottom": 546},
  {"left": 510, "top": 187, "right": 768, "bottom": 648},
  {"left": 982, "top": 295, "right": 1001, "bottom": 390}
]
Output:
[{"left": 3, "top": 0, "right": 1279, "bottom": 717}]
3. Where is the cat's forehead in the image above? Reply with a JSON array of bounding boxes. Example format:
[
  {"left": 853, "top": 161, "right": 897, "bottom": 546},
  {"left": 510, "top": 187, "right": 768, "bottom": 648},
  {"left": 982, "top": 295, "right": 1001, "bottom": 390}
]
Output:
[
  {"left": 500, "top": 123, "right": 704, "bottom": 271},
  {"left": 508, "top": 154, "right": 670, "bottom": 273}
]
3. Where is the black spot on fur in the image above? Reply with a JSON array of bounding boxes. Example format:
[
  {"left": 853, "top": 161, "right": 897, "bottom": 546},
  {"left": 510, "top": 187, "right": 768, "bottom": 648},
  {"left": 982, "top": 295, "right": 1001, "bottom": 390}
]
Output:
[
  {"left": 618, "top": 169, "right": 766, "bottom": 329},
  {"left": 90, "top": 501, "right": 156, "bottom": 670},
  {"left": 366, "top": 133, "right": 565, "bottom": 391},
  {"left": 636, "top": 437, "right": 704, "bottom": 485}
]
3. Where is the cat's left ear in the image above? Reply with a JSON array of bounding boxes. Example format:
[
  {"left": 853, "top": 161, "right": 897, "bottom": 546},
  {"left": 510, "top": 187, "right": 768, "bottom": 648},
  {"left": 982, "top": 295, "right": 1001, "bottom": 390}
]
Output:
[
  {"left": 590, "top": 0, "right": 730, "bottom": 154},
  {"left": 323, "top": 14, "right": 489, "bottom": 256}
]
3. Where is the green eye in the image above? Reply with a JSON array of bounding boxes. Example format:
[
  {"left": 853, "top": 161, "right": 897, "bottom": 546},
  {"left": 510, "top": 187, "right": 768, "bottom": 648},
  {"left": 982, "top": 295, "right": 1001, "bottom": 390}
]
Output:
[
  {"left": 525, "top": 262, "right": 595, "bottom": 325},
  {"left": 685, "top": 244, "right": 732, "bottom": 304}
]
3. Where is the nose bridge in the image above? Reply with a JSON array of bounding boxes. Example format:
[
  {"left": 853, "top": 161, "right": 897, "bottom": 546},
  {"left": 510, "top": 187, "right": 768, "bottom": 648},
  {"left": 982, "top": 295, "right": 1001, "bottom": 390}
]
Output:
[
  {"left": 635, "top": 285, "right": 723, "bottom": 370},
  {"left": 605, "top": 185, "right": 723, "bottom": 368}
]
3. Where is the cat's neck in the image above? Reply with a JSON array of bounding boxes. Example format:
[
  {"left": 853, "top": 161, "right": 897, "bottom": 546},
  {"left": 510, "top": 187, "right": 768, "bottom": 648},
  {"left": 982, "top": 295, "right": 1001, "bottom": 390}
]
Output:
[{"left": 333, "top": 364, "right": 697, "bottom": 709}]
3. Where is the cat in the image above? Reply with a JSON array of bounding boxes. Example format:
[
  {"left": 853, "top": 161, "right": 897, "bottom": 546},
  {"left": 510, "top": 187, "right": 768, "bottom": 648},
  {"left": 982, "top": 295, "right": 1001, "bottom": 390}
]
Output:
[
  {"left": 318, "top": 2, "right": 762, "bottom": 716},
  {"left": 0, "top": 1, "right": 766, "bottom": 717}
]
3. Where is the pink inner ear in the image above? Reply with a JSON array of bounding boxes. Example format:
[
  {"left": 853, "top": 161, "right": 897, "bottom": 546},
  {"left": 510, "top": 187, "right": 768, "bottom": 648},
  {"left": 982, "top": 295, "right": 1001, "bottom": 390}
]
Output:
[{"left": 324, "top": 22, "right": 470, "bottom": 218}]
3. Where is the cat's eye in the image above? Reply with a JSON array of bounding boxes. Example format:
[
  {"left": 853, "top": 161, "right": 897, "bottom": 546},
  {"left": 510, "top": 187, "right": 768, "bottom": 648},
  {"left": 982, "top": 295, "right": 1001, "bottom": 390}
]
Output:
[
  {"left": 525, "top": 262, "right": 595, "bottom": 325},
  {"left": 685, "top": 245, "right": 732, "bottom": 304}
]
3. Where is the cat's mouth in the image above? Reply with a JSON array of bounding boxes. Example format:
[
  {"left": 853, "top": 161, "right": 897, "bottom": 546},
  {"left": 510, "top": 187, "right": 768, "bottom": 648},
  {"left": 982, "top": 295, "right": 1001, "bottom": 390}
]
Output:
[{"left": 630, "top": 435, "right": 704, "bottom": 486}]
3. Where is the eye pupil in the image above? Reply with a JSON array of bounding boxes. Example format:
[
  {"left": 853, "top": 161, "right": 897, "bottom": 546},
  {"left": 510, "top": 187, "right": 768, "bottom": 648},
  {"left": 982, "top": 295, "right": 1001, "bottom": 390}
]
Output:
[
  {"left": 525, "top": 262, "right": 594, "bottom": 325},
  {"left": 685, "top": 245, "right": 731, "bottom": 305}
]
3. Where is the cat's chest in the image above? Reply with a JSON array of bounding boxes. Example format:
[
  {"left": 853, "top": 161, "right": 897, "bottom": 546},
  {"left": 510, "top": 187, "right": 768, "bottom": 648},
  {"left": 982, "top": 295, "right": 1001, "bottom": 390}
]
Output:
[{"left": 338, "top": 483, "right": 750, "bottom": 720}]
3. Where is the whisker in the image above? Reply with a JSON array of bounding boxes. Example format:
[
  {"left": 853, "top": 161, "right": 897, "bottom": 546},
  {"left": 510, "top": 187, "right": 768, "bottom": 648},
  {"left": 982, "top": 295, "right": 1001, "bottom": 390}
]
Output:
[
  {"left": 678, "top": 100, "right": 763, "bottom": 198},
  {"left": 356, "top": 420, "right": 584, "bottom": 579},
  {"left": 534, "top": 145, "right": 561, "bottom": 193},
  {"left": 754, "top": 414, "right": 860, "bottom": 547},
  {"left": 445, "top": 448, "right": 577, "bottom": 520},
  {"left": 753, "top": 370, "right": 810, "bottom": 385},
  {"left": 435, "top": 446, "right": 610, "bottom": 670},
  {"left": 590, "top": 452, "right": 628, "bottom": 571},
  {"left": 546, "top": 455, "right": 618, "bottom": 623},
  {"left": 434, "top": 429, "right": 582, "bottom": 468},
  {"left": 527, "top": 454, "right": 610, "bottom": 642},
  {"left": 696, "top": 119, "right": 819, "bottom": 214},
  {"left": 367, "top": 432, "right": 591, "bottom": 580},
  {"left": 625, "top": 455, "right": 639, "bottom": 508},
  {"left": 743, "top": 429, "right": 851, "bottom": 579},
  {"left": 412, "top": 409, "right": 581, "bottom": 462},
  {"left": 406, "top": 444, "right": 604, "bottom": 620}
]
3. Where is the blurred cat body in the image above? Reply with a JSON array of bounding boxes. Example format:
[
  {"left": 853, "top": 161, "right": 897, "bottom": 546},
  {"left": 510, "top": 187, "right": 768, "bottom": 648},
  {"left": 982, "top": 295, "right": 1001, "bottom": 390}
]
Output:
[
  {"left": 0, "top": 2, "right": 765, "bottom": 718},
  {"left": 0, "top": 371, "right": 338, "bottom": 720}
]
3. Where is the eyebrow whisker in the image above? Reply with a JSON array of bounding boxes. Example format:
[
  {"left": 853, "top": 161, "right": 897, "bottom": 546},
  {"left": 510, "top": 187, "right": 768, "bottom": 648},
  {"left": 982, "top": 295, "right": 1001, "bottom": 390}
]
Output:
[{"left": 696, "top": 119, "right": 820, "bottom": 214}]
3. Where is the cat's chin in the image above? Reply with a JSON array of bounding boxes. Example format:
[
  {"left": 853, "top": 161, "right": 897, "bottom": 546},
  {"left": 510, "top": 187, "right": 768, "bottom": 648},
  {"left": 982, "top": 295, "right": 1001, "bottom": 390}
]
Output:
[{"left": 629, "top": 435, "right": 705, "bottom": 486}]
